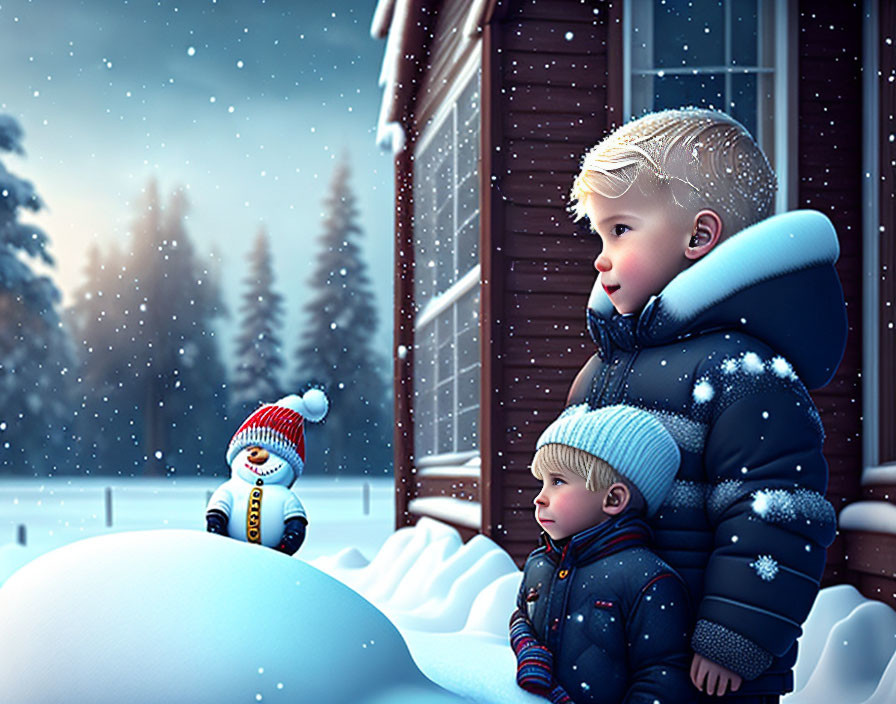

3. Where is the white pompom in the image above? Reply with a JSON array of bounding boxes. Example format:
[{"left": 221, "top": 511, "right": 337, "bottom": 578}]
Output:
[
  {"left": 299, "top": 388, "right": 329, "bottom": 422},
  {"left": 275, "top": 394, "right": 305, "bottom": 413}
]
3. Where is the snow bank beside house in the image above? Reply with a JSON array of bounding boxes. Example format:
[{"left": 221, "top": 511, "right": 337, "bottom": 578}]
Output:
[
  {"left": 0, "top": 530, "right": 462, "bottom": 704},
  {"left": 315, "top": 518, "right": 896, "bottom": 704}
]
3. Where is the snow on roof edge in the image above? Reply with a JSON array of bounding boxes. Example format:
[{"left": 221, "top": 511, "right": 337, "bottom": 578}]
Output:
[
  {"left": 371, "top": 0, "right": 396, "bottom": 39},
  {"left": 838, "top": 500, "right": 896, "bottom": 535},
  {"left": 374, "top": 0, "right": 412, "bottom": 154},
  {"left": 462, "top": 0, "right": 491, "bottom": 39}
]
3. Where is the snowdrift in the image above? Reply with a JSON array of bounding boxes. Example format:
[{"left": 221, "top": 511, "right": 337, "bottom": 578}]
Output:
[
  {"left": 0, "top": 519, "right": 892, "bottom": 703},
  {"left": 0, "top": 530, "right": 462, "bottom": 704},
  {"left": 314, "top": 518, "right": 896, "bottom": 704}
]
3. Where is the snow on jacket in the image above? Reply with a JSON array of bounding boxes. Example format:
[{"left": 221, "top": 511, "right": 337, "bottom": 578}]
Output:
[
  {"left": 206, "top": 461, "right": 307, "bottom": 548},
  {"left": 516, "top": 511, "right": 693, "bottom": 704},
  {"left": 566, "top": 210, "right": 845, "bottom": 696}
]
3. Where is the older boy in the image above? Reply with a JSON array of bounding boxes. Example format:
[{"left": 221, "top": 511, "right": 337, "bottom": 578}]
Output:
[
  {"left": 566, "top": 108, "right": 845, "bottom": 702},
  {"left": 511, "top": 403, "right": 692, "bottom": 704}
]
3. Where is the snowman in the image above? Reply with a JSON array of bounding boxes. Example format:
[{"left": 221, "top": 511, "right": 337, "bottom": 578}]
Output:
[{"left": 205, "top": 390, "right": 328, "bottom": 554}]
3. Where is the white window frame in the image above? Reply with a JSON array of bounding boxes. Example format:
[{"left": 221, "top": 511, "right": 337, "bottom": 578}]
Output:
[
  {"left": 861, "top": 0, "right": 891, "bottom": 484},
  {"left": 623, "top": 0, "right": 794, "bottom": 212}
]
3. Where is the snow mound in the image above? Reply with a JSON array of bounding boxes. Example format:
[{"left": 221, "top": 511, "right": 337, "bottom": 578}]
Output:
[
  {"left": 315, "top": 517, "right": 519, "bottom": 636},
  {"left": 791, "top": 584, "right": 867, "bottom": 692},
  {"left": 0, "top": 542, "right": 35, "bottom": 586},
  {"left": 0, "top": 530, "right": 463, "bottom": 704},
  {"left": 785, "top": 588, "right": 896, "bottom": 704},
  {"left": 314, "top": 518, "right": 541, "bottom": 703},
  {"left": 317, "top": 519, "right": 896, "bottom": 704}
]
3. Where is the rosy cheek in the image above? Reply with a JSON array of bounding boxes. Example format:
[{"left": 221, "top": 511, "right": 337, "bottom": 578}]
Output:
[{"left": 617, "top": 250, "right": 645, "bottom": 280}]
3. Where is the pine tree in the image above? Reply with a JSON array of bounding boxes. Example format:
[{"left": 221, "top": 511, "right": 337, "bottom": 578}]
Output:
[
  {"left": 232, "top": 226, "right": 285, "bottom": 414},
  {"left": 294, "top": 158, "right": 392, "bottom": 475},
  {"left": 70, "top": 181, "right": 230, "bottom": 476},
  {"left": 0, "top": 114, "right": 75, "bottom": 475}
]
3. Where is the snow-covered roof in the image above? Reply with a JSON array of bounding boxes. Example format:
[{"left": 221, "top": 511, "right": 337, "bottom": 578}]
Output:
[{"left": 371, "top": 0, "right": 495, "bottom": 154}]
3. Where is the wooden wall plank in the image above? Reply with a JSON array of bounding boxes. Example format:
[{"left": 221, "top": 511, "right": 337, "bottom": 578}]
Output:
[{"left": 797, "top": 1, "right": 865, "bottom": 587}]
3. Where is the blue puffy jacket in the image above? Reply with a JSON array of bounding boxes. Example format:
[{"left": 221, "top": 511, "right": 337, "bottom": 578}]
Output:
[
  {"left": 567, "top": 211, "right": 846, "bottom": 696},
  {"left": 517, "top": 511, "right": 693, "bottom": 704}
]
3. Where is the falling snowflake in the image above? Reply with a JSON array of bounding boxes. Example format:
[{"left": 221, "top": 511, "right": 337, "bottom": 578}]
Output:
[
  {"left": 742, "top": 351, "right": 764, "bottom": 374},
  {"left": 692, "top": 379, "right": 715, "bottom": 403},
  {"left": 750, "top": 554, "right": 779, "bottom": 582}
]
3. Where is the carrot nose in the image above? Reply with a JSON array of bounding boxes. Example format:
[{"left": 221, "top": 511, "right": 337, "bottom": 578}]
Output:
[{"left": 247, "top": 447, "right": 269, "bottom": 465}]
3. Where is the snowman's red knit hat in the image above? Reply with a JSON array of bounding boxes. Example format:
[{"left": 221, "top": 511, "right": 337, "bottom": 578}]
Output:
[{"left": 226, "top": 389, "right": 328, "bottom": 476}]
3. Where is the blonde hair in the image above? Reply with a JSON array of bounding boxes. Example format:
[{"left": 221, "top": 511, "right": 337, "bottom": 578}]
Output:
[
  {"left": 570, "top": 108, "right": 777, "bottom": 237},
  {"left": 532, "top": 444, "right": 645, "bottom": 513}
]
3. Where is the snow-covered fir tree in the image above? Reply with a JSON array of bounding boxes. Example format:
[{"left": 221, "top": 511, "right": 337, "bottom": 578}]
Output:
[
  {"left": 231, "top": 226, "right": 285, "bottom": 414},
  {"left": 0, "top": 113, "right": 75, "bottom": 475},
  {"left": 294, "top": 158, "right": 392, "bottom": 475},
  {"left": 70, "top": 181, "right": 230, "bottom": 476}
]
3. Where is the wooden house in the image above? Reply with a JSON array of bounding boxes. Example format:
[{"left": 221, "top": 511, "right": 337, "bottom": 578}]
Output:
[{"left": 372, "top": 0, "right": 896, "bottom": 607}]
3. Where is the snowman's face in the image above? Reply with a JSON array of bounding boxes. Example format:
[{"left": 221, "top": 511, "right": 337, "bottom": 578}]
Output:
[{"left": 232, "top": 445, "right": 293, "bottom": 485}]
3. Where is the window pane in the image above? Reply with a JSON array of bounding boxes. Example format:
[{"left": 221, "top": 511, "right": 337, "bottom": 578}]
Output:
[
  {"left": 652, "top": 73, "right": 725, "bottom": 111},
  {"left": 730, "top": 73, "right": 757, "bottom": 138},
  {"left": 731, "top": 0, "right": 758, "bottom": 66},
  {"left": 456, "top": 407, "right": 478, "bottom": 451},
  {"left": 413, "top": 322, "right": 437, "bottom": 458},
  {"left": 434, "top": 201, "right": 454, "bottom": 293},
  {"left": 436, "top": 382, "right": 454, "bottom": 453},
  {"left": 653, "top": 0, "right": 724, "bottom": 68},
  {"left": 457, "top": 212, "right": 479, "bottom": 275}
]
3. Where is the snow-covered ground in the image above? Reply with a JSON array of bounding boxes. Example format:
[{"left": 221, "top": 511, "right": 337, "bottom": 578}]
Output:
[
  {"left": 0, "top": 476, "right": 395, "bottom": 584},
  {"left": 1, "top": 479, "right": 894, "bottom": 703}
]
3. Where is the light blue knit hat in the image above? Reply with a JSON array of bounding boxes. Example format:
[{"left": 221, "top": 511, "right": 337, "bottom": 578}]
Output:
[{"left": 536, "top": 404, "right": 680, "bottom": 516}]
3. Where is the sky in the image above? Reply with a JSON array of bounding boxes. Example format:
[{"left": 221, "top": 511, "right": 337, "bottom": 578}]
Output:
[{"left": 0, "top": 0, "right": 394, "bottom": 371}]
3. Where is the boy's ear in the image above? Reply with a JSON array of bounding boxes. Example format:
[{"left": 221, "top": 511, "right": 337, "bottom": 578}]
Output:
[
  {"left": 603, "top": 482, "right": 631, "bottom": 516},
  {"left": 685, "top": 209, "right": 723, "bottom": 260}
]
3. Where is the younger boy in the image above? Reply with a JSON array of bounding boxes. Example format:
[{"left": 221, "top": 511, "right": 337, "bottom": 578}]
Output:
[
  {"left": 566, "top": 109, "right": 844, "bottom": 701},
  {"left": 510, "top": 403, "right": 692, "bottom": 704}
]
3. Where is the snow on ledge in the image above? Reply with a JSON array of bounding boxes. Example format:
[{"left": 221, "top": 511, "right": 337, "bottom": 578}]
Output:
[
  {"left": 408, "top": 497, "right": 481, "bottom": 529},
  {"left": 862, "top": 464, "right": 896, "bottom": 486},
  {"left": 838, "top": 501, "right": 896, "bottom": 535},
  {"left": 418, "top": 465, "right": 480, "bottom": 479}
]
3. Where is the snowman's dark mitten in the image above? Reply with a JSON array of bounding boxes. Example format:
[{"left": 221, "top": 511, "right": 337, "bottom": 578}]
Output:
[
  {"left": 276, "top": 517, "right": 307, "bottom": 555},
  {"left": 206, "top": 509, "right": 229, "bottom": 535}
]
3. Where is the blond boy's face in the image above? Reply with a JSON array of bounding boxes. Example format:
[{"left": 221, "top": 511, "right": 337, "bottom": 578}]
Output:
[
  {"left": 533, "top": 463, "right": 609, "bottom": 540},
  {"left": 584, "top": 185, "right": 695, "bottom": 315}
]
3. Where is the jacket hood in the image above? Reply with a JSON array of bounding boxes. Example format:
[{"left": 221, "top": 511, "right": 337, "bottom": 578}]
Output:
[{"left": 586, "top": 210, "right": 848, "bottom": 390}]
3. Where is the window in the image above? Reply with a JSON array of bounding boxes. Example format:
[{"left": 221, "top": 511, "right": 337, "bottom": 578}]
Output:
[
  {"left": 625, "top": 0, "right": 790, "bottom": 209},
  {"left": 412, "top": 61, "right": 481, "bottom": 464}
]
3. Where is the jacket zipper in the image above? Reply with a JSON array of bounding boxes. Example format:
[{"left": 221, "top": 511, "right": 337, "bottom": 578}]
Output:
[{"left": 608, "top": 350, "right": 639, "bottom": 403}]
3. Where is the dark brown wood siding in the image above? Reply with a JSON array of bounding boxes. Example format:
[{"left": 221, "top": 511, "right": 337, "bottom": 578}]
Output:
[
  {"left": 394, "top": 145, "right": 416, "bottom": 529},
  {"left": 485, "top": 0, "right": 624, "bottom": 564},
  {"left": 797, "top": 1, "right": 865, "bottom": 586}
]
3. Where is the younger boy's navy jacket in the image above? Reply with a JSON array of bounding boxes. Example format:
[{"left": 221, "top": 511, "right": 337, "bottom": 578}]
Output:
[
  {"left": 518, "top": 511, "right": 693, "bottom": 704},
  {"left": 568, "top": 210, "right": 845, "bottom": 696}
]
